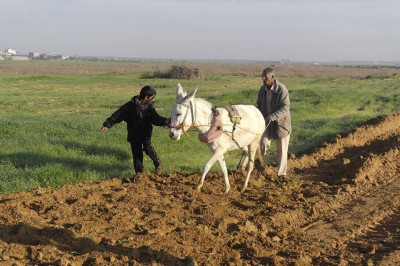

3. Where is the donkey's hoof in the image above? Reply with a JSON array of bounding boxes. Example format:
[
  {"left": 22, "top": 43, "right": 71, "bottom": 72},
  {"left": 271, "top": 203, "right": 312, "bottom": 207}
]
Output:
[
  {"left": 224, "top": 188, "right": 231, "bottom": 194},
  {"left": 195, "top": 186, "right": 202, "bottom": 192},
  {"left": 240, "top": 186, "right": 247, "bottom": 193}
]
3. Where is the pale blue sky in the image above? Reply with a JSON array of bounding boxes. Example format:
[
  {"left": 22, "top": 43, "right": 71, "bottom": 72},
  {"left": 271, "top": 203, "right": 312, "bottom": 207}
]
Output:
[{"left": 1, "top": 0, "right": 399, "bottom": 62}]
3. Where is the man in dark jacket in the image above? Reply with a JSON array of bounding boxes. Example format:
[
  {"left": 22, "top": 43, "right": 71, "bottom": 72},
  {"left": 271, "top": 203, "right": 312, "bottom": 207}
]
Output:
[
  {"left": 256, "top": 67, "right": 292, "bottom": 179},
  {"left": 101, "top": 85, "right": 169, "bottom": 178}
]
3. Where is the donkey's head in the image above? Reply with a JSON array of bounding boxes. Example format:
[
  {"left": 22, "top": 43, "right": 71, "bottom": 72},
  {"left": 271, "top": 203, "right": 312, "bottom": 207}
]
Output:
[{"left": 169, "top": 83, "right": 197, "bottom": 140}]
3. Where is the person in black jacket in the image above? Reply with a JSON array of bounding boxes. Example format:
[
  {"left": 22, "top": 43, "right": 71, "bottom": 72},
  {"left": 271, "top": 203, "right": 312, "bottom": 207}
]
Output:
[{"left": 101, "top": 86, "right": 169, "bottom": 179}]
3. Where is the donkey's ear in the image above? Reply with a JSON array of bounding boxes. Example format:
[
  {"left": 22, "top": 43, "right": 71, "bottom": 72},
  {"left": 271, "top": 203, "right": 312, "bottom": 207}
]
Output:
[
  {"left": 176, "top": 83, "right": 187, "bottom": 101},
  {"left": 181, "top": 87, "right": 198, "bottom": 104}
]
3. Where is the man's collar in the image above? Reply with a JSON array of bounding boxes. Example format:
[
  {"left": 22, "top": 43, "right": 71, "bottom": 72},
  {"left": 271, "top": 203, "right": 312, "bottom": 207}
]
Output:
[{"left": 264, "top": 80, "right": 277, "bottom": 92}]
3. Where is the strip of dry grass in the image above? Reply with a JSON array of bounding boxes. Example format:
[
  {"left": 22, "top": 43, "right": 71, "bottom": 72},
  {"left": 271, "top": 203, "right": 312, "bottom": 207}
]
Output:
[{"left": 1, "top": 60, "right": 399, "bottom": 79}]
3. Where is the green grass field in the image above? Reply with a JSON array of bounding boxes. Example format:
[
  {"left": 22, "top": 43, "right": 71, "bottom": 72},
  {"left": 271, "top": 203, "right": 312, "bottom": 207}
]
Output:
[{"left": 1, "top": 61, "right": 399, "bottom": 193}]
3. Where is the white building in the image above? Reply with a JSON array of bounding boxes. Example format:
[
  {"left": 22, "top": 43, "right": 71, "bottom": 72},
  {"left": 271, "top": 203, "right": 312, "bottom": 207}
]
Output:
[{"left": 5, "top": 48, "right": 17, "bottom": 55}]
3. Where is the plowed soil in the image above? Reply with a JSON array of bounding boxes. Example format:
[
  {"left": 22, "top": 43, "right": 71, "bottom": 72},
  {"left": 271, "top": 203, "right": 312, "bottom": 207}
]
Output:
[{"left": 0, "top": 113, "right": 399, "bottom": 266}]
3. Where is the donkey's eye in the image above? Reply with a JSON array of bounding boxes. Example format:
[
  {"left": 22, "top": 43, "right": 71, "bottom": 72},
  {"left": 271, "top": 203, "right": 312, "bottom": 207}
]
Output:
[{"left": 176, "top": 113, "right": 182, "bottom": 116}]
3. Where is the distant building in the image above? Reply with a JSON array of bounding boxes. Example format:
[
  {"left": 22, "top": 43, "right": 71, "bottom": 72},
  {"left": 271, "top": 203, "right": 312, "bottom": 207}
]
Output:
[
  {"left": 5, "top": 48, "right": 17, "bottom": 55},
  {"left": 29, "top": 51, "right": 40, "bottom": 58},
  {"left": 10, "top": 55, "right": 29, "bottom": 61},
  {"left": 53, "top": 54, "right": 70, "bottom": 60},
  {"left": 39, "top": 53, "right": 52, "bottom": 60}
]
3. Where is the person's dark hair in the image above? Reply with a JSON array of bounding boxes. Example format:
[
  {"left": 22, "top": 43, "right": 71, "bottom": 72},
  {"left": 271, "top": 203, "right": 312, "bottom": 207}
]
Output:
[
  {"left": 139, "top": 85, "right": 157, "bottom": 99},
  {"left": 262, "top": 67, "right": 275, "bottom": 77}
]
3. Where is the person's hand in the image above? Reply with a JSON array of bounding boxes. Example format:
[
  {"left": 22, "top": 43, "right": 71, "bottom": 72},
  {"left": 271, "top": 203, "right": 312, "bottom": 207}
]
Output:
[
  {"left": 264, "top": 116, "right": 272, "bottom": 126},
  {"left": 165, "top": 117, "right": 171, "bottom": 126},
  {"left": 100, "top": 126, "right": 109, "bottom": 132}
]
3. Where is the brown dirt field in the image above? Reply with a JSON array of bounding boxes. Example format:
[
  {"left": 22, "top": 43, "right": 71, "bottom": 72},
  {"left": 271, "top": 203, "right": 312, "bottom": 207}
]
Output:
[{"left": 0, "top": 113, "right": 399, "bottom": 266}]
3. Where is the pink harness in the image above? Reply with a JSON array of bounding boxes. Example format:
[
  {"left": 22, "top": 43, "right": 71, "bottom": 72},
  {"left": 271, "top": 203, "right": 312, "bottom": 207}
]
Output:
[{"left": 198, "top": 109, "right": 223, "bottom": 143}]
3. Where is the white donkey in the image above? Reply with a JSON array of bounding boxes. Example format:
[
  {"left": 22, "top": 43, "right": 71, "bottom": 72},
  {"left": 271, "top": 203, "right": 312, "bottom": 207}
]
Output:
[{"left": 168, "top": 83, "right": 265, "bottom": 193}]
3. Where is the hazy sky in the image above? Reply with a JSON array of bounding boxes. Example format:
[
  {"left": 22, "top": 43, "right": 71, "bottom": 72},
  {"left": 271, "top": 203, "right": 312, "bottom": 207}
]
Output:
[{"left": 2, "top": 0, "right": 399, "bottom": 62}]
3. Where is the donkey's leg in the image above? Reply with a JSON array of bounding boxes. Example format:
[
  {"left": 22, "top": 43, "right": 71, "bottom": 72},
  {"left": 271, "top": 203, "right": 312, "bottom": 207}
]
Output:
[
  {"left": 196, "top": 151, "right": 221, "bottom": 192},
  {"left": 260, "top": 133, "right": 272, "bottom": 162},
  {"left": 256, "top": 145, "right": 265, "bottom": 166},
  {"left": 240, "top": 148, "right": 249, "bottom": 177},
  {"left": 241, "top": 141, "right": 258, "bottom": 193},
  {"left": 217, "top": 156, "right": 231, "bottom": 193}
]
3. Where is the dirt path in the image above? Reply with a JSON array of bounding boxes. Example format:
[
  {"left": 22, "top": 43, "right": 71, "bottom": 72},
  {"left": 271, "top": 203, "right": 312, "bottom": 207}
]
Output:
[{"left": 0, "top": 113, "right": 399, "bottom": 265}]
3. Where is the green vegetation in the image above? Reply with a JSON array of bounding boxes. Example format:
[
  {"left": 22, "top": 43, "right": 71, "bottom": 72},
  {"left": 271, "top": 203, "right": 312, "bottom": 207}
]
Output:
[{"left": 1, "top": 62, "right": 399, "bottom": 193}]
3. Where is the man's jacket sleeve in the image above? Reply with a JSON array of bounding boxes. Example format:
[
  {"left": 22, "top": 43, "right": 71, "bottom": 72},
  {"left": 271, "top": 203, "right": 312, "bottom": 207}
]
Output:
[
  {"left": 149, "top": 106, "right": 168, "bottom": 126},
  {"left": 103, "top": 102, "right": 131, "bottom": 128}
]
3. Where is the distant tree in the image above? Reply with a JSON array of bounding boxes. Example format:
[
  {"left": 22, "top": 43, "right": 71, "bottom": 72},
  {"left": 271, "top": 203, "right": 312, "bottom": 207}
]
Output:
[{"left": 141, "top": 65, "right": 202, "bottom": 80}]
